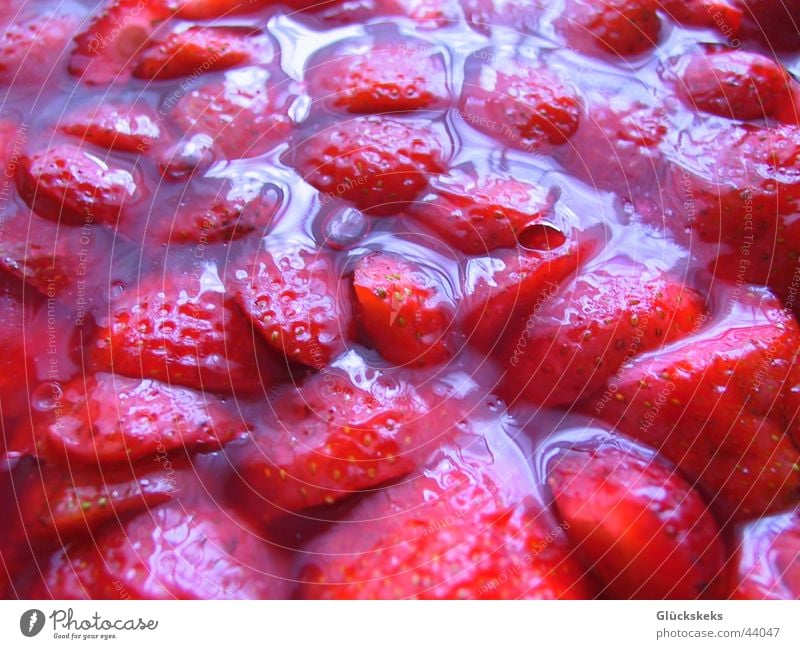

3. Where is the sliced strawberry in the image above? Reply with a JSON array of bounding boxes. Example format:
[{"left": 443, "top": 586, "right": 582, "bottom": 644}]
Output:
[
  {"left": 291, "top": 115, "right": 447, "bottom": 215},
  {"left": 353, "top": 251, "right": 454, "bottom": 366},
  {"left": 661, "top": 0, "right": 742, "bottom": 34},
  {"left": 559, "top": 0, "right": 661, "bottom": 57},
  {"left": 93, "top": 268, "right": 280, "bottom": 394},
  {"left": 665, "top": 125, "right": 800, "bottom": 296},
  {"left": 134, "top": 26, "right": 273, "bottom": 81},
  {"left": 462, "top": 240, "right": 588, "bottom": 352},
  {"left": 298, "top": 457, "right": 595, "bottom": 599},
  {"left": 548, "top": 442, "right": 726, "bottom": 599},
  {"left": 307, "top": 39, "right": 449, "bottom": 113},
  {"left": 232, "top": 242, "right": 352, "bottom": 369},
  {"left": 60, "top": 101, "right": 163, "bottom": 153},
  {"left": 69, "top": 0, "right": 172, "bottom": 85},
  {"left": 234, "top": 357, "right": 451, "bottom": 514},
  {"left": 498, "top": 263, "right": 707, "bottom": 407},
  {"left": 674, "top": 48, "right": 791, "bottom": 121},
  {"left": 563, "top": 92, "right": 668, "bottom": 192},
  {"left": 0, "top": 276, "right": 38, "bottom": 419},
  {"left": 595, "top": 287, "right": 800, "bottom": 521},
  {"left": 165, "top": 0, "right": 276, "bottom": 18},
  {"left": 736, "top": 0, "right": 800, "bottom": 51},
  {"left": 28, "top": 501, "right": 292, "bottom": 599},
  {"left": 461, "top": 53, "right": 581, "bottom": 152},
  {"left": 172, "top": 66, "right": 297, "bottom": 158},
  {"left": 730, "top": 511, "right": 800, "bottom": 599},
  {"left": 144, "top": 173, "right": 281, "bottom": 243},
  {"left": 33, "top": 372, "right": 247, "bottom": 464},
  {"left": 0, "top": 206, "right": 113, "bottom": 297},
  {"left": 16, "top": 459, "right": 180, "bottom": 541},
  {"left": 0, "top": 10, "right": 79, "bottom": 86},
  {"left": 16, "top": 143, "right": 139, "bottom": 226},
  {"left": 462, "top": 0, "right": 541, "bottom": 34},
  {"left": 408, "top": 167, "right": 551, "bottom": 254}
]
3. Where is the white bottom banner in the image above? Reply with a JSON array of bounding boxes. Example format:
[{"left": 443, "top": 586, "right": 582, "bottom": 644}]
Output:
[{"left": 0, "top": 601, "right": 798, "bottom": 649}]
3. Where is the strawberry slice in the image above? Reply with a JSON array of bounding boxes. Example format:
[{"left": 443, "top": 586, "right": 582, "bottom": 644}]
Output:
[
  {"left": 548, "top": 442, "right": 726, "bottom": 599},
  {"left": 665, "top": 125, "right": 800, "bottom": 302},
  {"left": 298, "top": 457, "right": 595, "bottom": 599},
  {"left": 69, "top": 0, "right": 172, "bottom": 85},
  {"left": 730, "top": 511, "right": 800, "bottom": 599},
  {"left": 16, "top": 144, "right": 139, "bottom": 226},
  {"left": 60, "top": 101, "right": 163, "bottom": 153},
  {"left": 737, "top": 0, "right": 800, "bottom": 51},
  {"left": 172, "top": 66, "right": 297, "bottom": 158},
  {"left": 462, "top": 240, "right": 588, "bottom": 351},
  {"left": 15, "top": 459, "right": 180, "bottom": 541},
  {"left": 353, "top": 252, "right": 454, "bottom": 366},
  {"left": 462, "top": 0, "right": 541, "bottom": 34},
  {"left": 0, "top": 205, "right": 113, "bottom": 297},
  {"left": 291, "top": 115, "right": 447, "bottom": 215},
  {"left": 28, "top": 501, "right": 292, "bottom": 599},
  {"left": 409, "top": 167, "right": 552, "bottom": 254},
  {"left": 595, "top": 287, "right": 800, "bottom": 521},
  {"left": 559, "top": 0, "right": 661, "bottom": 57},
  {"left": 498, "top": 263, "right": 707, "bottom": 407},
  {"left": 666, "top": 125, "right": 800, "bottom": 243},
  {"left": 133, "top": 26, "right": 274, "bottom": 81},
  {"left": 674, "top": 48, "right": 792, "bottom": 121},
  {"left": 0, "top": 10, "right": 79, "bottom": 86},
  {"left": 661, "top": 0, "right": 742, "bottom": 34},
  {"left": 307, "top": 38, "right": 449, "bottom": 113},
  {"left": 232, "top": 242, "right": 352, "bottom": 368},
  {"left": 461, "top": 52, "right": 581, "bottom": 152},
  {"left": 93, "top": 267, "right": 280, "bottom": 394},
  {"left": 563, "top": 93, "right": 668, "bottom": 192},
  {"left": 143, "top": 172, "right": 281, "bottom": 244},
  {"left": 33, "top": 372, "right": 247, "bottom": 464},
  {"left": 157, "top": 133, "right": 219, "bottom": 181},
  {"left": 0, "top": 276, "right": 38, "bottom": 419},
  {"left": 234, "top": 355, "right": 449, "bottom": 514}
]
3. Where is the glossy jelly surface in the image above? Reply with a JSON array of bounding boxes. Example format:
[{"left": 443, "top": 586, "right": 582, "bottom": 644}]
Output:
[{"left": 0, "top": 0, "right": 799, "bottom": 599}]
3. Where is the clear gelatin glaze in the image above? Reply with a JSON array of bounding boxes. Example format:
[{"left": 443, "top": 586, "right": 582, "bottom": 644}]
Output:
[{"left": 0, "top": 0, "right": 799, "bottom": 599}]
